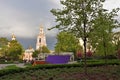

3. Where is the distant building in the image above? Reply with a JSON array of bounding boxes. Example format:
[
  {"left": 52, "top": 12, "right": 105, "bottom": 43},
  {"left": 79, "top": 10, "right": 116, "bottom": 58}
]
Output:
[
  {"left": 36, "top": 25, "right": 47, "bottom": 50},
  {"left": 23, "top": 46, "right": 34, "bottom": 62}
]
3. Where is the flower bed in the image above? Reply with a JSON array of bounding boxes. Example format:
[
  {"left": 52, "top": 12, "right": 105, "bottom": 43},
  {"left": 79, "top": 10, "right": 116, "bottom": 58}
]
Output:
[{"left": 32, "top": 60, "right": 47, "bottom": 66}]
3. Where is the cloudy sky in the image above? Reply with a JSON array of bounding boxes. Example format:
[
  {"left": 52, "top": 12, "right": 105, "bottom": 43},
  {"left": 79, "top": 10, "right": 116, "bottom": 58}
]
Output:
[{"left": 0, "top": 0, "right": 120, "bottom": 50}]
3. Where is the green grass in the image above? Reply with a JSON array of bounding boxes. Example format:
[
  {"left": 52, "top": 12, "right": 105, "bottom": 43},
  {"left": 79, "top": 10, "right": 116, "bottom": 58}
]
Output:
[{"left": 4, "top": 65, "right": 19, "bottom": 69}]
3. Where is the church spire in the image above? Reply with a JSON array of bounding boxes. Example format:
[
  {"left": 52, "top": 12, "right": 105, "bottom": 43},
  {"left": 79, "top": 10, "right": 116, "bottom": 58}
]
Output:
[
  {"left": 12, "top": 33, "right": 16, "bottom": 40},
  {"left": 39, "top": 24, "right": 44, "bottom": 34}
]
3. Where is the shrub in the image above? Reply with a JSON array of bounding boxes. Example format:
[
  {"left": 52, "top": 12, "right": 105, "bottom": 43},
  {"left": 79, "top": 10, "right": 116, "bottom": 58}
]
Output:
[
  {"left": 76, "top": 51, "right": 82, "bottom": 58},
  {"left": 106, "top": 55, "right": 117, "bottom": 59},
  {"left": 86, "top": 50, "right": 92, "bottom": 58},
  {"left": 0, "top": 60, "right": 120, "bottom": 77},
  {"left": 99, "top": 55, "right": 117, "bottom": 59},
  {"left": 117, "top": 49, "right": 120, "bottom": 59}
]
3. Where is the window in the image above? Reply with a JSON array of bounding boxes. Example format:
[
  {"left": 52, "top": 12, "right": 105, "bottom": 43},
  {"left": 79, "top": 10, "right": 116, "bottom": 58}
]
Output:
[{"left": 39, "top": 38, "right": 41, "bottom": 43}]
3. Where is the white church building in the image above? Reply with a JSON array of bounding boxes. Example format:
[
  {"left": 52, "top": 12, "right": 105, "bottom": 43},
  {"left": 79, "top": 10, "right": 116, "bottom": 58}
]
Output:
[{"left": 23, "top": 25, "right": 47, "bottom": 61}]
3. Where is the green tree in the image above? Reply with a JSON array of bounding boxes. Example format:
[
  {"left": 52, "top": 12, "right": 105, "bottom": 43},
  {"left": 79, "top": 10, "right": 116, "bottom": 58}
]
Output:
[
  {"left": 7, "top": 40, "right": 23, "bottom": 60},
  {"left": 0, "top": 37, "right": 9, "bottom": 57},
  {"left": 42, "top": 46, "right": 50, "bottom": 53},
  {"left": 33, "top": 46, "right": 50, "bottom": 58},
  {"left": 0, "top": 37, "right": 9, "bottom": 48},
  {"left": 37, "top": 46, "right": 50, "bottom": 53},
  {"left": 55, "top": 31, "right": 82, "bottom": 53},
  {"left": 0, "top": 46, "right": 9, "bottom": 58},
  {"left": 113, "top": 31, "right": 120, "bottom": 51},
  {"left": 33, "top": 50, "right": 39, "bottom": 57},
  {"left": 89, "top": 10, "right": 119, "bottom": 59},
  {"left": 49, "top": 0, "right": 107, "bottom": 74},
  {"left": 113, "top": 31, "right": 120, "bottom": 58}
]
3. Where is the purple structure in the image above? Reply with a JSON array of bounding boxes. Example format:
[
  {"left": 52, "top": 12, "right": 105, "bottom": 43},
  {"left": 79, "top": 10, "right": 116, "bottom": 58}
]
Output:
[{"left": 45, "top": 55, "right": 70, "bottom": 64}]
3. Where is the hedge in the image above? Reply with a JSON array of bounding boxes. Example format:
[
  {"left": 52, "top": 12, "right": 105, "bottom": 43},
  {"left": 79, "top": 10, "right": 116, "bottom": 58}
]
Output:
[{"left": 0, "top": 59, "right": 120, "bottom": 76}]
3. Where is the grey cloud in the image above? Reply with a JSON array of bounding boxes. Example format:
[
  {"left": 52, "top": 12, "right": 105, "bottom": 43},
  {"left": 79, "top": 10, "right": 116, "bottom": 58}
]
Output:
[
  {"left": 0, "top": 0, "right": 120, "bottom": 50},
  {"left": 17, "top": 35, "right": 57, "bottom": 50}
]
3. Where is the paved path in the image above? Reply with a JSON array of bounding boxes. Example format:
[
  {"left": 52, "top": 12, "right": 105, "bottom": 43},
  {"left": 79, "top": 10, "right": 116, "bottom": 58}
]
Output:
[{"left": 0, "top": 63, "right": 25, "bottom": 69}]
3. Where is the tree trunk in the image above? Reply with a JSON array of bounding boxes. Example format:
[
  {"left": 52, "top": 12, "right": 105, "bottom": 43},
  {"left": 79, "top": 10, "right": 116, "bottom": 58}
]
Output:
[
  {"left": 83, "top": 36, "right": 87, "bottom": 75},
  {"left": 82, "top": 1, "right": 87, "bottom": 75},
  {"left": 103, "top": 33, "right": 107, "bottom": 65}
]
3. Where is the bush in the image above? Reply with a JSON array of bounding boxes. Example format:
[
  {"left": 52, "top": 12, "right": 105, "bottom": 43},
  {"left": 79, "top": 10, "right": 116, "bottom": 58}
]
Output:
[
  {"left": 0, "top": 59, "right": 120, "bottom": 77},
  {"left": 100, "top": 55, "right": 117, "bottom": 59},
  {"left": 117, "top": 49, "right": 120, "bottom": 59},
  {"left": 86, "top": 50, "right": 92, "bottom": 57},
  {"left": 106, "top": 55, "right": 117, "bottom": 59},
  {"left": 76, "top": 51, "right": 82, "bottom": 58}
]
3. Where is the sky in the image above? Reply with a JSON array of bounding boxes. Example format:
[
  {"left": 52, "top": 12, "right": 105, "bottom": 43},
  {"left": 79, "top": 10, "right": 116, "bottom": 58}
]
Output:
[{"left": 0, "top": 0, "right": 120, "bottom": 50}]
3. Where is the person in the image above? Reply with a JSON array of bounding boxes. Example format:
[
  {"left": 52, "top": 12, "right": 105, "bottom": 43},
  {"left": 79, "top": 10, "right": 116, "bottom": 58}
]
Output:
[{"left": 30, "top": 59, "right": 34, "bottom": 65}]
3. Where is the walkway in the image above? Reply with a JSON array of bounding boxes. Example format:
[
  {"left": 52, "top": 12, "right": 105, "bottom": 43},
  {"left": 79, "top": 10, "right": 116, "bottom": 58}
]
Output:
[{"left": 0, "top": 63, "right": 25, "bottom": 69}]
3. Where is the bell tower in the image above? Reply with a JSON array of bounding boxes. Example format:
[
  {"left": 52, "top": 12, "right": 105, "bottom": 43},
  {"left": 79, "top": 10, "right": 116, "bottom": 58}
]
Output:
[{"left": 36, "top": 25, "right": 47, "bottom": 50}]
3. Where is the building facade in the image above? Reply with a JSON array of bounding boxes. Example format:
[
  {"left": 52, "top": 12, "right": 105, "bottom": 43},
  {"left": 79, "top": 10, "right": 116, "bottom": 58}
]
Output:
[{"left": 23, "top": 46, "right": 34, "bottom": 62}]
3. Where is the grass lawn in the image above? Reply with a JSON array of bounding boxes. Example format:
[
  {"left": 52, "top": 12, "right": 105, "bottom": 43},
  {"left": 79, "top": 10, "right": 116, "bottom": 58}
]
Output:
[{"left": 0, "top": 65, "right": 120, "bottom": 80}]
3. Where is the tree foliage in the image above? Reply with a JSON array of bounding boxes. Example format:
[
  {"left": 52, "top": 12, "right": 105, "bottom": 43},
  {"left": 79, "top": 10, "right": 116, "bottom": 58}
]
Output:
[
  {"left": 42, "top": 46, "right": 50, "bottom": 53},
  {"left": 7, "top": 40, "right": 23, "bottom": 60},
  {"left": 113, "top": 32, "right": 120, "bottom": 51},
  {"left": 0, "top": 37, "right": 9, "bottom": 48},
  {"left": 113, "top": 31, "right": 120, "bottom": 58},
  {"left": 33, "top": 50, "right": 39, "bottom": 57},
  {"left": 37, "top": 46, "right": 50, "bottom": 54},
  {"left": 0, "top": 37, "right": 9, "bottom": 57},
  {"left": 55, "top": 31, "right": 82, "bottom": 53},
  {"left": 89, "top": 9, "right": 119, "bottom": 56},
  {"left": 33, "top": 46, "right": 50, "bottom": 58}
]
